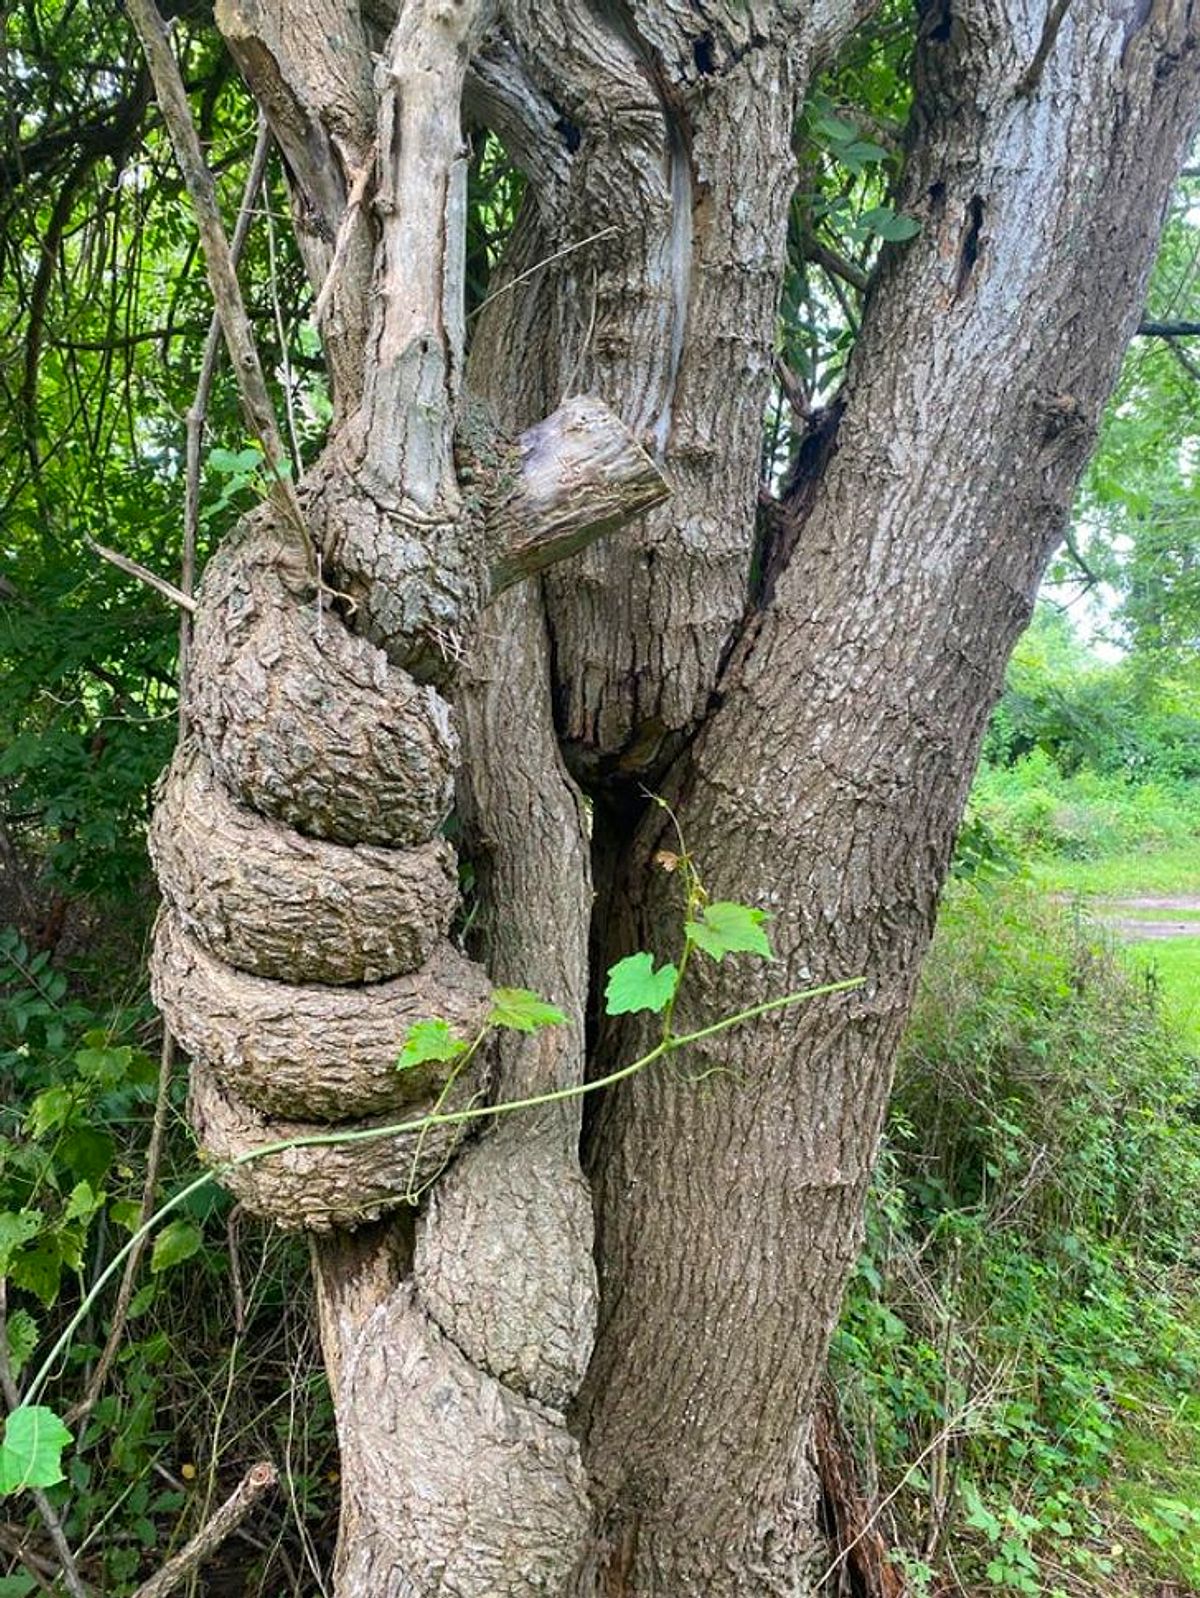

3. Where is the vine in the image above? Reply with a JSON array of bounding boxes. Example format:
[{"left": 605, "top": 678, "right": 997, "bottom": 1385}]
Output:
[{"left": 0, "top": 826, "right": 862, "bottom": 1497}]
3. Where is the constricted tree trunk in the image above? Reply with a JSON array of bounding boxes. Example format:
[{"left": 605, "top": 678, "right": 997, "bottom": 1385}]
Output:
[{"left": 142, "top": 0, "right": 1200, "bottom": 1593}]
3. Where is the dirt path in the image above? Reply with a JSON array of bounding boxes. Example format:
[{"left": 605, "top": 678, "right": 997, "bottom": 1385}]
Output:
[{"left": 1088, "top": 896, "right": 1200, "bottom": 942}]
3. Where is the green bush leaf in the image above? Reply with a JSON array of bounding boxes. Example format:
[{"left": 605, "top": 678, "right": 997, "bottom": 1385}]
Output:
[
  {"left": 488, "top": 988, "right": 567, "bottom": 1032},
  {"left": 62, "top": 1181, "right": 102, "bottom": 1224},
  {"left": 0, "top": 1572, "right": 38, "bottom": 1596},
  {"left": 0, "top": 1406, "right": 73, "bottom": 1496},
  {"left": 26, "top": 1086, "right": 74, "bottom": 1138},
  {"left": 605, "top": 952, "right": 679, "bottom": 1016},
  {"left": 0, "top": 1212, "right": 41, "bottom": 1274},
  {"left": 396, "top": 1018, "right": 469, "bottom": 1073},
  {"left": 150, "top": 1220, "right": 202, "bottom": 1275},
  {"left": 861, "top": 205, "right": 921, "bottom": 242},
  {"left": 684, "top": 901, "right": 773, "bottom": 962},
  {"left": 4, "top": 1311, "right": 39, "bottom": 1382},
  {"left": 109, "top": 1199, "right": 143, "bottom": 1234}
]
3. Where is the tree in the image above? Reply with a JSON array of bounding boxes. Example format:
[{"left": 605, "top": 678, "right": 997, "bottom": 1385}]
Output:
[{"left": 61, "top": 0, "right": 1200, "bottom": 1592}]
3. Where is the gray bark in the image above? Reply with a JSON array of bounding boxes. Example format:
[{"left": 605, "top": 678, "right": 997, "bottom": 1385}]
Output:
[{"left": 142, "top": 0, "right": 1200, "bottom": 1592}]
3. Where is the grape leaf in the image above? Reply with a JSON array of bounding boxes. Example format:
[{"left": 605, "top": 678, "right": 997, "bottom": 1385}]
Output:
[
  {"left": 397, "top": 1018, "right": 469, "bottom": 1073},
  {"left": 5, "top": 1311, "right": 38, "bottom": 1382},
  {"left": 488, "top": 988, "right": 567, "bottom": 1032},
  {"left": 150, "top": 1220, "right": 202, "bottom": 1275},
  {"left": 63, "top": 1181, "right": 102, "bottom": 1224},
  {"left": 0, "top": 1213, "right": 40, "bottom": 1274},
  {"left": 684, "top": 901, "right": 773, "bottom": 962},
  {"left": 605, "top": 952, "right": 679, "bottom": 1017},
  {"left": 0, "top": 1406, "right": 73, "bottom": 1496}
]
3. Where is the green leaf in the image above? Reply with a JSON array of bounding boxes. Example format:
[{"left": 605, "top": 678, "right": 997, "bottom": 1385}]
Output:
[
  {"left": 396, "top": 1018, "right": 470, "bottom": 1073},
  {"left": 56, "top": 1128, "right": 114, "bottom": 1185},
  {"left": 150, "top": 1220, "right": 202, "bottom": 1275},
  {"left": 5, "top": 1311, "right": 39, "bottom": 1381},
  {"left": 208, "top": 446, "right": 262, "bottom": 476},
  {"left": 685, "top": 901, "right": 773, "bottom": 963},
  {"left": 604, "top": 952, "right": 679, "bottom": 1017},
  {"left": 839, "top": 140, "right": 887, "bottom": 169},
  {"left": 488, "top": 988, "right": 567, "bottom": 1033},
  {"left": 0, "top": 1406, "right": 73, "bottom": 1496},
  {"left": 861, "top": 206, "right": 922, "bottom": 242},
  {"left": 127, "top": 1282, "right": 157, "bottom": 1319},
  {"left": 0, "top": 1212, "right": 41, "bottom": 1274},
  {"left": 8, "top": 1241, "right": 65, "bottom": 1308},
  {"left": 813, "top": 112, "right": 859, "bottom": 144},
  {"left": 109, "top": 1199, "right": 143, "bottom": 1234},
  {"left": 0, "top": 1573, "right": 38, "bottom": 1596},
  {"left": 26, "top": 1086, "right": 74, "bottom": 1138},
  {"left": 63, "top": 1181, "right": 102, "bottom": 1224}
]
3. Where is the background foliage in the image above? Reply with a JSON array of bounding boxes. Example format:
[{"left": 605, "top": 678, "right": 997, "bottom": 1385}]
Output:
[{"left": 0, "top": 0, "right": 1198, "bottom": 1590}]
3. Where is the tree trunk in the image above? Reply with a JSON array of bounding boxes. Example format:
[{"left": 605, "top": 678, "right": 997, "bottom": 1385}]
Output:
[{"left": 144, "top": 0, "right": 1200, "bottom": 1592}]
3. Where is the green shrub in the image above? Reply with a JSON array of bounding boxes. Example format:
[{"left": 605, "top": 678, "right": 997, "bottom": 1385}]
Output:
[
  {"left": 0, "top": 929, "right": 337, "bottom": 1590},
  {"left": 833, "top": 879, "right": 1200, "bottom": 1594}
]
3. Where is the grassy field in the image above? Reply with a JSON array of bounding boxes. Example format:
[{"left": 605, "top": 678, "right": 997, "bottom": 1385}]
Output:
[
  {"left": 1026, "top": 845, "right": 1200, "bottom": 1050},
  {"left": 1124, "top": 936, "right": 1200, "bottom": 1051},
  {"left": 1030, "top": 845, "right": 1200, "bottom": 898}
]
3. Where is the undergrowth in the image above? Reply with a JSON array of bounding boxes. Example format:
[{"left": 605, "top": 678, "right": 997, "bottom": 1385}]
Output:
[
  {"left": 0, "top": 928, "right": 336, "bottom": 1593},
  {"left": 971, "top": 749, "right": 1200, "bottom": 863},
  {"left": 832, "top": 878, "right": 1200, "bottom": 1596}
]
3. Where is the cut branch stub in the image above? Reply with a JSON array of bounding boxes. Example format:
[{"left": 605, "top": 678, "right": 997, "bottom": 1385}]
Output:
[
  {"left": 189, "top": 1060, "right": 488, "bottom": 1231},
  {"left": 187, "top": 512, "right": 457, "bottom": 847},
  {"left": 487, "top": 396, "right": 670, "bottom": 596},
  {"left": 150, "top": 744, "right": 458, "bottom": 985},
  {"left": 153, "top": 909, "right": 492, "bottom": 1122},
  {"left": 321, "top": 396, "right": 671, "bottom": 670}
]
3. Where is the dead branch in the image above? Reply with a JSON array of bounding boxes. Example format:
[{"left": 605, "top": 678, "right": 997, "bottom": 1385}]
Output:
[
  {"left": 128, "top": 1461, "right": 278, "bottom": 1598},
  {"left": 85, "top": 538, "right": 196, "bottom": 613}
]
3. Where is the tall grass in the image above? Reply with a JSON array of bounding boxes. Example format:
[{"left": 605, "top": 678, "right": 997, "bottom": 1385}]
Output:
[{"left": 833, "top": 879, "right": 1200, "bottom": 1596}]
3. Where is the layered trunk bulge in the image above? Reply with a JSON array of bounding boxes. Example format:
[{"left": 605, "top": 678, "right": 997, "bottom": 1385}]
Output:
[{"left": 144, "top": 0, "right": 1200, "bottom": 1592}]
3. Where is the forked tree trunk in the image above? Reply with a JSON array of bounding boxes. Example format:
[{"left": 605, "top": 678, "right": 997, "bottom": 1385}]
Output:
[{"left": 144, "top": 0, "right": 1200, "bottom": 1593}]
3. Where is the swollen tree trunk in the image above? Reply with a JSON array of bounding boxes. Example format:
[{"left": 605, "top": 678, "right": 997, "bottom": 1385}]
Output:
[{"left": 143, "top": 0, "right": 1200, "bottom": 1593}]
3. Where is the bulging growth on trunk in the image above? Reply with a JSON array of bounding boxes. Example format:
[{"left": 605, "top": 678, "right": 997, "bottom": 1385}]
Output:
[{"left": 141, "top": 0, "right": 1200, "bottom": 1591}]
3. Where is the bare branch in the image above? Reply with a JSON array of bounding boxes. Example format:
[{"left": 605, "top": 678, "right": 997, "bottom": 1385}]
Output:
[
  {"left": 86, "top": 538, "right": 197, "bottom": 613},
  {"left": 803, "top": 234, "right": 869, "bottom": 295},
  {"left": 1138, "top": 318, "right": 1200, "bottom": 336},
  {"left": 1016, "top": 0, "right": 1072, "bottom": 97},
  {"left": 128, "top": 1461, "right": 278, "bottom": 1598},
  {"left": 121, "top": 0, "right": 311, "bottom": 564}
]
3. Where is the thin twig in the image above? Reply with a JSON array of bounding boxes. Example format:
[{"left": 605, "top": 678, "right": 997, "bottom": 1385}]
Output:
[
  {"left": 64, "top": 1036, "right": 176, "bottom": 1429},
  {"left": 86, "top": 538, "right": 196, "bottom": 613},
  {"left": 128, "top": 1461, "right": 278, "bottom": 1598},
  {"left": 0, "top": 1282, "right": 91, "bottom": 1598},
  {"left": 0, "top": 1525, "right": 60, "bottom": 1591},
  {"left": 122, "top": 0, "right": 312, "bottom": 569},
  {"left": 181, "top": 113, "right": 273, "bottom": 698},
  {"left": 261, "top": 160, "right": 303, "bottom": 480},
  {"left": 467, "top": 224, "right": 622, "bottom": 322},
  {"left": 312, "top": 155, "right": 373, "bottom": 328}
]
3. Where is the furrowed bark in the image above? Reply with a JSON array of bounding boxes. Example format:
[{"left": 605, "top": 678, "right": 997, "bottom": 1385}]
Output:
[
  {"left": 573, "top": 3, "right": 1200, "bottom": 1590},
  {"left": 497, "top": 1, "right": 802, "bottom": 771}
]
